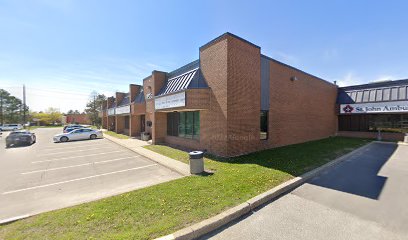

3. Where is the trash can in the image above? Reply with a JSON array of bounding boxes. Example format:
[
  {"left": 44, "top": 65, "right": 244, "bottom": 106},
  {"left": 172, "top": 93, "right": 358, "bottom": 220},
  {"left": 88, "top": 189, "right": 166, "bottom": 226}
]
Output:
[
  {"left": 141, "top": 132, "right": 150, "bottom": 141},
  {"left": 189, "top": 151, "right": 204, "bottom": 174},
  {"left": 404, "top": 133, "right": 408, "bottom": 143}
]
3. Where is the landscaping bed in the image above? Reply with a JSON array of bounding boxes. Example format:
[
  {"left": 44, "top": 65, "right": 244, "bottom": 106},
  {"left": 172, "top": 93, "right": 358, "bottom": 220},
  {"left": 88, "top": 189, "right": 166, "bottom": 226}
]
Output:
[{"left": 0, "top": 137, "right": 369, "bottom": 239}]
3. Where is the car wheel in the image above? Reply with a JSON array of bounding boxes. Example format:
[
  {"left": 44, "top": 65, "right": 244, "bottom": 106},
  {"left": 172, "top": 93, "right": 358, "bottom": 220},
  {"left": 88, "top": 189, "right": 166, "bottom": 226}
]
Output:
[
  {"left": 60, "top": 136, "right": 69, "bottom": 142},
  {"left": 90, "top": 134, "right": 97, "bottom": 140}
]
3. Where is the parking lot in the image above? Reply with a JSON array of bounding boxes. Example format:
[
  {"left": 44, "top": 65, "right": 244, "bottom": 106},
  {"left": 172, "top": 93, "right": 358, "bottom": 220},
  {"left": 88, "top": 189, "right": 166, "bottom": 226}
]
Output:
[{"left": 0, "top": 128, "right": 182, "bottom": 222}]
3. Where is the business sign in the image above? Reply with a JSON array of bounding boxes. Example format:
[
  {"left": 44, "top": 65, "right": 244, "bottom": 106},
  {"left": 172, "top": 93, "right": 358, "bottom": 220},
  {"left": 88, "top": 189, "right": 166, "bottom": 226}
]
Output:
[
  {"left": 107, "top": 108, "right": 115, "bottom": 116},
  {"left": 340, "top": 101, "right": 408, "bottom": 114},
  {"left": 155, "top": 91, "right": 186, "bottom": 110},
  {"left": 116, "top": 105, "right": 130, "bottom": 115}
]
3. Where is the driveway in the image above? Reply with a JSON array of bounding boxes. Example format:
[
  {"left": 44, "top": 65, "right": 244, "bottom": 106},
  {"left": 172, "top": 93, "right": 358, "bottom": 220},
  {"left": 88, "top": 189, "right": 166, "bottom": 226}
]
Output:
[
  {"left": 0, "top": 128, "right": 182, "bottom": 222},
  {"left": 204, "top": 142, "right": 408, "bottom": 240}
]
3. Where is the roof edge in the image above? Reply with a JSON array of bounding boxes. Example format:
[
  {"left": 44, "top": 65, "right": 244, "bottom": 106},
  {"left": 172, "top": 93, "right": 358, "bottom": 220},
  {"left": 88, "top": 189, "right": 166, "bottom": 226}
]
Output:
[
  {"left": 261, "top": 54, "right": 335, "bottom": 86},
  {"left": 199, "top": 32, "right": 260, "bottom": 51}
]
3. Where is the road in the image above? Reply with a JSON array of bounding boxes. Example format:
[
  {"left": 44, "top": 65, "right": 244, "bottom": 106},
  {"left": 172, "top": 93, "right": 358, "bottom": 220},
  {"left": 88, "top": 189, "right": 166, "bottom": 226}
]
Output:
[
  {"left": 204, "top": 142, "right": 408, "bottom": 240},
  {"left": 0, "top": 128, "right": 181, "bottom": 222}
]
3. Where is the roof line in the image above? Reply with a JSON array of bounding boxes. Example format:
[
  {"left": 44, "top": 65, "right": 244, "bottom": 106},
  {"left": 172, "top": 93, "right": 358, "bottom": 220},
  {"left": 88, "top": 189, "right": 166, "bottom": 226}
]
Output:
[
  {"left": 261, "top": 54, "right": 335, "bottom": 86},
  {"left": 339, "top": 79, "right": 408, "bottom": 90},
  {"left": 200, "top": 32, "right": 260, "bottom": 51}
]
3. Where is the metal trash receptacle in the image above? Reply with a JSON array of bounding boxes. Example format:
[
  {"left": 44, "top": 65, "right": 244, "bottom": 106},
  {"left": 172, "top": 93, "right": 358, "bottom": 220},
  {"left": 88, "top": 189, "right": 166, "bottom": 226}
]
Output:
[
  {"left": 404, "top": 133, "right": 408, "bottom": 143},
  {"left": 189, "top": 151, "right": 204, "bottom": 174}
]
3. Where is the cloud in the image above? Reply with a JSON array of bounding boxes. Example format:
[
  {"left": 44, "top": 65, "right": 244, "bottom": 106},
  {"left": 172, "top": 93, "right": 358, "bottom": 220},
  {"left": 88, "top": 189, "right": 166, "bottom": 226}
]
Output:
[
  {"left": 323, "top": 48, "right": 338, "bottom": 60},
  {"left": 335, "top": 72, "right": 364, "bottom": 87}
]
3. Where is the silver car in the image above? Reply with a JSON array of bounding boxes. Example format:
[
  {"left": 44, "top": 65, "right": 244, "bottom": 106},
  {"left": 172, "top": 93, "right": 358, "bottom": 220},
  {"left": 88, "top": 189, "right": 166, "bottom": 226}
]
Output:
[{"left": 53, "top": 128, "right": 103, "bottom": 142}]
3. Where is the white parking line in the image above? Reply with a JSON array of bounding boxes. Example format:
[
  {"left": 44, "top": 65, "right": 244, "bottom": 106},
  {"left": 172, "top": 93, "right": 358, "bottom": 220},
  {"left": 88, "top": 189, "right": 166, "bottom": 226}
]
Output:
[
  {"left": 31, "top": 150, "right": 123, "bottom": 164},
  {"left": 41, "top": 143, "right": 111, "bottom": 151},
  {"left": 3, "top": 164, "right": 158, "bottom": 195},
  {"left": 21, "top": 156, "right": 141, "bottom": 174},
  {"left": 37, "top": 147, "right": 116, "bottom": 156}
]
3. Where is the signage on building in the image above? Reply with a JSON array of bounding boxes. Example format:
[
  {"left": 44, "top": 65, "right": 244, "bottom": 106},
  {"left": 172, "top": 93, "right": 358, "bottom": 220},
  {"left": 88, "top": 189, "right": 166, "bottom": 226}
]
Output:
[
  {"left": 155, "top": 91, "right": 186, "bottom": 110},
  {"left": 107, "top": 108, "right": 115, "bottom": 116},
  {"left": 340, "top": 101, "right": 408, "bottom": 114},
  {"left": 115, "top": 105, "right": 130, "bottom": 115}
]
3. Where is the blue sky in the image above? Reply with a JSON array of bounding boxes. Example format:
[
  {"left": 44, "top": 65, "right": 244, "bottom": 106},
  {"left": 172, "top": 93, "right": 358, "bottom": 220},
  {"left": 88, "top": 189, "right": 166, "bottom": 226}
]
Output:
[{"left": 1, "top": 0, "right": 407, "bottom": 112}]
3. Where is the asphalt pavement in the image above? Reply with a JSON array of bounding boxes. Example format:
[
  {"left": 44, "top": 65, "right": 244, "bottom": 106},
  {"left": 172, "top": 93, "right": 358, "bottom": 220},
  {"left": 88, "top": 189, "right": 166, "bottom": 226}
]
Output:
[
  {"left": 0, "top": 128, "right": 182, "bottom": 222},
  {"left": 204, "top": 142, "right": 408, "bottom": 240}
]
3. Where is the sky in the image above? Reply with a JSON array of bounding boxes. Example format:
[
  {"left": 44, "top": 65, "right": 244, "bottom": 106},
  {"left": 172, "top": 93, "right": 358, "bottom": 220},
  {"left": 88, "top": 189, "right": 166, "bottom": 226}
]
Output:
[{"left": 1, "top": 0, "right": 407, "bottom": 113}]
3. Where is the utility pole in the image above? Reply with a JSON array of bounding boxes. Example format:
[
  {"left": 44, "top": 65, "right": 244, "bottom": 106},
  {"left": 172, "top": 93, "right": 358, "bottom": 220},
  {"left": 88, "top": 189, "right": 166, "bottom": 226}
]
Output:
[
  {"left": 23, "top": 84, "right": 26, "bottom": 126},
  {"left": 0, "top": 90, "right": 3, "bottom": 126},
  {"left": 93, "top": 94, "right": 97, "bottom": 126}
]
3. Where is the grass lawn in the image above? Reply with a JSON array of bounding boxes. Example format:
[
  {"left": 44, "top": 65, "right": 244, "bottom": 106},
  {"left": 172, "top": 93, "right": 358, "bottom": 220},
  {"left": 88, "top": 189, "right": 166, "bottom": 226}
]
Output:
[
  {"left": 0, "top": 137, "right": 369, "bottom": 240},
  {"left": 103, "top": 130, "right": 130, "bottom": 139}
]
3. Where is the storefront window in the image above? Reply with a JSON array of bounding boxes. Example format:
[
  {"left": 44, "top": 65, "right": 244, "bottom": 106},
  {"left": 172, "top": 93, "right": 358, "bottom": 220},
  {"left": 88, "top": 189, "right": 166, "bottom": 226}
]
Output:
[
  {"left": 339, "top": 114, "right": 408, "bottom": 133},
  {"left": 167, "top": 111, "right": 200, "bottom": 139},
  {"left": 260, "top": 111, "right": 268, "bottom": 140}
]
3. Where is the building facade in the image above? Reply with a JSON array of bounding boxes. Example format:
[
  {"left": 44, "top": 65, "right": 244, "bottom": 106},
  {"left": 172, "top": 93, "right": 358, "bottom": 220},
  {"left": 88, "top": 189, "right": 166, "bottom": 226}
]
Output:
[
  {"left": 337, "top": 79, "right": 408, "bottom": 141},
  {"left": 102, "top": 33, "right": 339, "bottom": 157}
]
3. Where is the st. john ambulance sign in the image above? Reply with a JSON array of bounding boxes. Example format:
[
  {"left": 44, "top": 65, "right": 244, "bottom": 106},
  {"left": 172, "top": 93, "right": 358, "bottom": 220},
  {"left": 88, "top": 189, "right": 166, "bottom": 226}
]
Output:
[
  {"left": 155, "top": 91, "right": 186, "bottom": 110},
  {"left": 340, "top": 101, "right": 408, "bottom": 114}
]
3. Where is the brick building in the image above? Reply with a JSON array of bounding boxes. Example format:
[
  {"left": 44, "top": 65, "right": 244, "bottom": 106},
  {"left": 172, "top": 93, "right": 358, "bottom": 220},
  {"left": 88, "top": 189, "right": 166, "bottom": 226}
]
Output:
[
  {"left": 103, "top": 33, "right": 339, "bottom": 157},
  {"left": 65, "top": 114, "right": 91, "bottom": 125}
]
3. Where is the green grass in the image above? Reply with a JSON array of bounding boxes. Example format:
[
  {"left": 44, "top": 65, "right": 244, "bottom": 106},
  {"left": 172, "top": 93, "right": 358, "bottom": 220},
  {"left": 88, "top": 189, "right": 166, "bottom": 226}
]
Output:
[
  {"left": 0, "top": 137, "right": 369, "bottom": 240},
  {"left": 103, "top": 130, "right": 130, "bottom": 139}
]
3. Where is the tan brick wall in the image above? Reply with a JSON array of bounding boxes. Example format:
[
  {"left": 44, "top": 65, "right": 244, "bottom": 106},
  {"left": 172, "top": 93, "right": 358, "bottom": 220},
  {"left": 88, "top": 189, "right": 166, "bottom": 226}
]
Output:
[
  {"left": 164, "top": 136, "right": 201, "bottom": 151},
  {"left": 267, "top": 60, "right": 337, "bottom": 148}
]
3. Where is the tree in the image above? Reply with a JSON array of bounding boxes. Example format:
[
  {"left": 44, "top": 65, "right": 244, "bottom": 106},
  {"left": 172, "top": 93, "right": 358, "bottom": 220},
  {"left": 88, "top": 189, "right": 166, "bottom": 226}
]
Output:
[
  {"left": 67, "top": 109, "right": 81, "bottom": 114},
  {"left": 85, "top": 91, "right": 106, "bottom": 127},
  {"left": 32, "top": 108, "right": 62, "bottom": 126},
  {"left": 0, "top": 89, "right": 29, "bottom": 125}
]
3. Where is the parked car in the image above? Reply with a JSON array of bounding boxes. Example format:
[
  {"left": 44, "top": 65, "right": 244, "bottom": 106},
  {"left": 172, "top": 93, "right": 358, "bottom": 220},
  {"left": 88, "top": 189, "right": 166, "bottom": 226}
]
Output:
[
  {"left": 63, "top": 124, "right": 84, "bottom": 133},
  {"left": 6, "top": 130, "right": 36, "bottom": 148},
  {"left": 53, "top": 128, "right": 103, "bottom": 142},
  {"left": 0, "top": 124, "right": 23, "bottom": 131}
]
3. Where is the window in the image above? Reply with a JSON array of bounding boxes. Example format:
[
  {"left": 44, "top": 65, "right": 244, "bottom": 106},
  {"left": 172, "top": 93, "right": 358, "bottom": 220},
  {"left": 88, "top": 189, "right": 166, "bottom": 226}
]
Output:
[
  {"left": 383, "top": 88, "right": 390, "bottom": 101},
  {"left": 369, "top": 90, "right": 376, "bottom": 102},
  {"left": 356, "top": 91, "right": 363, "bottom": 102},
  {"left": 391, "top": 88, "right": 398, "bottom": 101},
  {"left": 167, "top": 111, "right": 200, "bottom": 139},
  {"left": 375, "top": 89, "right": 383, "bottom": 101},
  {"left": 260, "top": 111, "right": 268, "bottom": 140},
  {"left": 398, "top": 87, "right": 406, "bottom": 100},
  {"left": 362, "top": 91, "right": 370, "bottom": 102}
]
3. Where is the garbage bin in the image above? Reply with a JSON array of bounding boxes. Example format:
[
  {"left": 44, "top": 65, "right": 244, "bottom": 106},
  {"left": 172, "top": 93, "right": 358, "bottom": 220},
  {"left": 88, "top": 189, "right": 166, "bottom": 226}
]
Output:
[
  {"left": 141, "top": 132, "right": 150, "bottom": 141},
  {"left": 189, "top": 151, "right": 204, "bottom": 174},
  {"left": 404, "top": 133, "right": 408, "bottom": 143}
]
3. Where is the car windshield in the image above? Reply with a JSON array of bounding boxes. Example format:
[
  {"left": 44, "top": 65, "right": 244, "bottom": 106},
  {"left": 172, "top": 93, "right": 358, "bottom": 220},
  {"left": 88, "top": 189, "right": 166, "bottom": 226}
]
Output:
[{"left": 10, "top": 131, "right": 28, "bottom": 135}]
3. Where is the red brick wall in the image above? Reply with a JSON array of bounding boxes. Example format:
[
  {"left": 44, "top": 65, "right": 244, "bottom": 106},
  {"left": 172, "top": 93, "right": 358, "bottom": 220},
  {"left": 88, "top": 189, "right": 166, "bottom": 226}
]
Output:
[
  {"left": 199, "top": 36, "right": 229, "bottom": 156},
  {"left": 226, "top": 36, "right": 261, "bottom": 156},
  {"left": 66, "top": 114, "right": 91, "bottom": 125},
  {"left": 267, "top": 60, "right": 338, "bottom": 148}
]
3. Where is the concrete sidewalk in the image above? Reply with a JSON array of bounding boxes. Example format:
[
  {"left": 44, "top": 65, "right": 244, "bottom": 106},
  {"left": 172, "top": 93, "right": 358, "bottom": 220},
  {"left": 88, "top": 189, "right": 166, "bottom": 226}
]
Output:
[{"left": 102, "top": 133, "right": 191, "bottom": 176}]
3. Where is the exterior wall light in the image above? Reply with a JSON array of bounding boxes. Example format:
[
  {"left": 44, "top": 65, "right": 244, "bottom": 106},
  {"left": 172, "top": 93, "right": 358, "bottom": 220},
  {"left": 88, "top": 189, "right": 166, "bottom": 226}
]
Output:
[{"left": 290, "top": 76, "right": 298, "bottom": 81}]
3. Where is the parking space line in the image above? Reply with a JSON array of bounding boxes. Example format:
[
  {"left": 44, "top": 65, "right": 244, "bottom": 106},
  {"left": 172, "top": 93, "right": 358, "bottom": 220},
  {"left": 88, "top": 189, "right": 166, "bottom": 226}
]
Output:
[
  {"left": 31, "top": 150, "right": 124, "bottom": 164},
  {"left": 37, "top": 147, "right": 116, "bottom": 156},
  {"left": 41, "top": 143, "right": 111, "bottom": 151},
  {"left": 3, "top": 164, "right": 158, "bottom": 195},
  {"left": 21, "top": 156, "right": 142, "bottom": 174}
]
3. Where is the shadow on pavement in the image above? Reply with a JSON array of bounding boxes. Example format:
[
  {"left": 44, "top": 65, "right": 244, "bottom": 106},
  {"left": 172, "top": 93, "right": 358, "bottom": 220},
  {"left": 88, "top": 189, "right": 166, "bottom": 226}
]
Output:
[{"left": 307, "top": 142, "right": 397, "bottom": 200}]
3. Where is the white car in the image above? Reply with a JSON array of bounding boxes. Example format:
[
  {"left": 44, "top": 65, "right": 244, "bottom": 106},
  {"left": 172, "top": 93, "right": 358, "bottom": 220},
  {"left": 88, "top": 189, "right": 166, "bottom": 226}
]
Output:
[
  {"left": 53, "top": 128, "right": 103, "bottom": 142},
  {"left": 0, "top": 124, "right": 23, "bottom": 131}
]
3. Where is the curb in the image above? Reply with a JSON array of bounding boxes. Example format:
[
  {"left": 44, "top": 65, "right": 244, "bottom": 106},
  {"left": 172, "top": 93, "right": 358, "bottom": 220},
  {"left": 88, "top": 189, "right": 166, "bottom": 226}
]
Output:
[
  {"left": 155, "top": 141, "right": 375, "bottom": 240},
  {"left": 0, "top": 214, "right": 30, "bottom": 226},
  {"left": 103, "top": 134, "right": 191, "bottom": 176}
]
